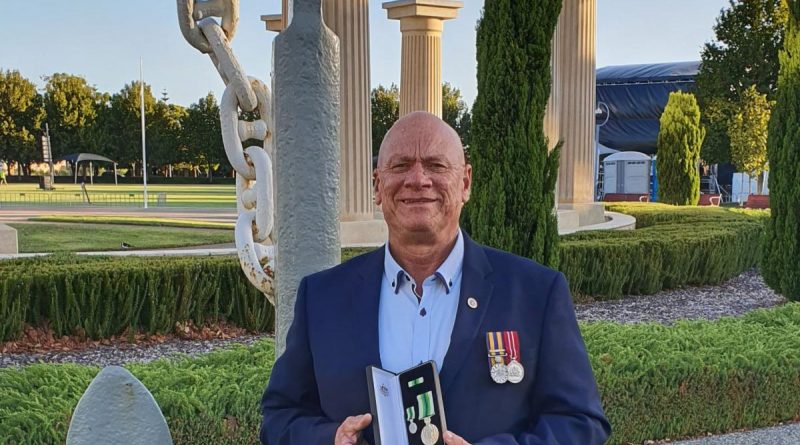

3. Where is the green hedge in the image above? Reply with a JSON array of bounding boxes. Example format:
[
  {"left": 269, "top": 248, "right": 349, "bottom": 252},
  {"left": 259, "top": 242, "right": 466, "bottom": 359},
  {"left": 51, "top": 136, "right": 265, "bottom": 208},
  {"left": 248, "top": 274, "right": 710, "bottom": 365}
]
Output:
[
  {"left": 2, "top": 303, "right": 799, "bottom": 445},
  {"left": 0, "top": 254, "right": 273, "bottom": 342},
  {"left": 558, "top": 204, "right": 768, "bottom": 299}
]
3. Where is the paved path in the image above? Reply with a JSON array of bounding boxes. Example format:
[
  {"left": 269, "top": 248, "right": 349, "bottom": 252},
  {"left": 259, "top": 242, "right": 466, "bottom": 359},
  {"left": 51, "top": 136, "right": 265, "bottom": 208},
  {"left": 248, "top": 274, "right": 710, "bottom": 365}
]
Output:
[{"left": 668, "top": 422, "right": 800, "bottom": 444}]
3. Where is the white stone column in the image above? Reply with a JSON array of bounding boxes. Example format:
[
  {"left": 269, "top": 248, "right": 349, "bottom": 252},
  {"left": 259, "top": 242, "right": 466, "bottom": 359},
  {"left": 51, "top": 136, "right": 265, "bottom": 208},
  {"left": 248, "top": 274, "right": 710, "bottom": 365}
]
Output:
[
  {"left": 383, "top": 0, "right": 463, "bottom": 117},
  {"left": 323, "top": 0, "right": 374, "bottom": 221},
  {"left": 554, "top": 0, "right": 604, "bottom": 226}
]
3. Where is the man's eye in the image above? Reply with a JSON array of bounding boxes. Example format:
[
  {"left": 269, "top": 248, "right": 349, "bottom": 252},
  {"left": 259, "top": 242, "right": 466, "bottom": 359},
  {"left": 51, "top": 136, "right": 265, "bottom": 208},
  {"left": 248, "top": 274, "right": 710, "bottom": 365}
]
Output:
[
  {"left": 389, "top": 163, "right": 410, "bottom": 172},
  {"left": 426, "top": 164, "right": 448, "bottom": 172}
]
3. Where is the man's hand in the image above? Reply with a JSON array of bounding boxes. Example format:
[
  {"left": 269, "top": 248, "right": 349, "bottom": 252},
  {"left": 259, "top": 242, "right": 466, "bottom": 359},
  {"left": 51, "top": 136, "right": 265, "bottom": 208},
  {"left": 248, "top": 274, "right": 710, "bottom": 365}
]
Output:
[
  {"left": 444, "top": 430, "right": 472, "bottom": 445},
  {"left": 334, "top": 413, "right": 372, "bottom": 445}
]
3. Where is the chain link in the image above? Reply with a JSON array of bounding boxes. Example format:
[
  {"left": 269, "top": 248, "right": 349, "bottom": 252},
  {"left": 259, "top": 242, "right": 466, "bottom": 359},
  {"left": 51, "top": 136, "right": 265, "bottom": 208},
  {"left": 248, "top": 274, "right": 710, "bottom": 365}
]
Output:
[{"left": 177, "top": 0, "right": 275, "bottom": 301}]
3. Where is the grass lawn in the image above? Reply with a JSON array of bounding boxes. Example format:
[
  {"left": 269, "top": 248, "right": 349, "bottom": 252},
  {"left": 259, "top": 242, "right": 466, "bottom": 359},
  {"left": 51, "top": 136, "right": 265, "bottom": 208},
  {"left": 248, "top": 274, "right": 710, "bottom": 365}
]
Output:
[
  {"left": 8, "top": 223, "right": 234, "bottom": 253},
  {"left": 0, "top": 183, "right": 236, "bottom": 209},
  {"left": 29, "top": 215, "right": 234, "bottom": 230}
]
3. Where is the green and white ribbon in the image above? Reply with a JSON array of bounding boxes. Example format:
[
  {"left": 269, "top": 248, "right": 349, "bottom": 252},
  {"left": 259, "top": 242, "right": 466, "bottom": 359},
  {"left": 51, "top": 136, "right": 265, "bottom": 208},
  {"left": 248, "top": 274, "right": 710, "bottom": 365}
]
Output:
[
  {"left": 416, "top": 391, "right": 435, "bottom": 419},
  {"left": 407, "top": 377, "right": 424, "bottom": 388},
  {"left": 406, "top": 406, "right": 415, "bottom": 422}
]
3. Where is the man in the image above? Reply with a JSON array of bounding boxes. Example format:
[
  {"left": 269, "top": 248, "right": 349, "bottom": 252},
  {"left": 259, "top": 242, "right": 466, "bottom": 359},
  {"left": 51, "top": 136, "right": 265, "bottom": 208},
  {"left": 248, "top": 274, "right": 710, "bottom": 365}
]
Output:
[{"left": 261, "top": 112, "right": 610, "bottom": 444}]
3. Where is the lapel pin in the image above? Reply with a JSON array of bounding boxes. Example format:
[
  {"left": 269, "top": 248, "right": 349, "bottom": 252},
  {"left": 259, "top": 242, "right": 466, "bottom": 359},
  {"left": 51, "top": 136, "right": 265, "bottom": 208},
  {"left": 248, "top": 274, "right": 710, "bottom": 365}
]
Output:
[{"left": 467, "top": 297, "right": 478, "bottom": 309}]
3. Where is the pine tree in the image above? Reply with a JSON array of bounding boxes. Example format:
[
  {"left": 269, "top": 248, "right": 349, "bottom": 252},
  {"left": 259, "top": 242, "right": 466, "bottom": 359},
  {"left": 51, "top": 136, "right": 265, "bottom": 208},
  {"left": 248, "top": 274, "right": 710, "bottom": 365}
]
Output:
[
  {"left": 656, "top": 92, "right": 705, "bottom": 205},
  {"left": 462, "top": 0, "right": 562, "bottom": 267},
  {"left": 762, "top": 0, "right": 800, "bottom": 300}
]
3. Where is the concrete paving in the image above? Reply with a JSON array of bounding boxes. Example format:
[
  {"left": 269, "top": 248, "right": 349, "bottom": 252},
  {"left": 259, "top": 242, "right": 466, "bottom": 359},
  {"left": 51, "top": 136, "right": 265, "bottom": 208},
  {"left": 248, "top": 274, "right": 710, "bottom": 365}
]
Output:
[{"left": 668, "top": 423, "right": 800, "bottom": 445}]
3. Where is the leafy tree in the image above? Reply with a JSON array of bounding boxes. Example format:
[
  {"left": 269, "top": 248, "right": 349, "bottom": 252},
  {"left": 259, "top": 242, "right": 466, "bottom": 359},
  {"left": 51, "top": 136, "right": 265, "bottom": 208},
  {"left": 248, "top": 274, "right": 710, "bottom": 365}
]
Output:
[
  {"left": 728, "top": 85, "right": 772, "bottom": 194},
  {"left": 441, "top": 82, "right": 472, "bottom": 147},
  {"left": 656, "top": 92, "right": 705, "bottom": 205},
  {"left": 0, "top": 70, "right": 44, "bottom": 173},
  {"left": 462, "top": 0, "right": 562, "bottom": 266},
  {"left": 148, "top": 100, "right": 187, "bottom": 173},
  {"left": 696, "top": 0, "right": 788, "bottom": 164},
  {"left": 182, "top": 92, "right": 223, "bottom": 181},
  {"left": 370, "top": 84, "right": 399, "bottom": 157},
  {"left": 762, "top": 0, "right": 800, "bottom": 300},
  {"left": 101, "top": 81, "right": 156, "bottom": 175},
  {"left": 42, "top": 73, "right": 101, "bottom": 158}
]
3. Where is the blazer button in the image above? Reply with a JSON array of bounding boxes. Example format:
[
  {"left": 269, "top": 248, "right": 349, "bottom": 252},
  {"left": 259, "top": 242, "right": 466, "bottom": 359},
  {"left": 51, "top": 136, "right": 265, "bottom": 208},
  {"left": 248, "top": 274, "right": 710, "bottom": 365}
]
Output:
[{"left": 467, "top": 297, "right": 478, "bottom": 309}]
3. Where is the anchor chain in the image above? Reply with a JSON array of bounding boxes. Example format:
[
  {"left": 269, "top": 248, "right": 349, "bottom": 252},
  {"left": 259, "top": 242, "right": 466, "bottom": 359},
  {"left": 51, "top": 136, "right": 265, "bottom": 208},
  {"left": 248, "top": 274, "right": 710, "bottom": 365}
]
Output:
[{"left": 176, "top": 0, "right": 275, "bottom": 304}]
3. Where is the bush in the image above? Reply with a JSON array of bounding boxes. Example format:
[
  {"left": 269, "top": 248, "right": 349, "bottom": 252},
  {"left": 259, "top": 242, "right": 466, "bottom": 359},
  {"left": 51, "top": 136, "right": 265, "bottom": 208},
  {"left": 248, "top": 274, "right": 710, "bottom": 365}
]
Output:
[
  {"left": 3, "top": 304, "right": 800, "bottom": 445},
  {"left": 559, "top": 204, "right": 767, "bottom": 299},
  {"left": 656, "top": 91, "right": 705, "bottom": 205},
  {"left": 0, "top": 254, "right": 273, "bottom": 341}
]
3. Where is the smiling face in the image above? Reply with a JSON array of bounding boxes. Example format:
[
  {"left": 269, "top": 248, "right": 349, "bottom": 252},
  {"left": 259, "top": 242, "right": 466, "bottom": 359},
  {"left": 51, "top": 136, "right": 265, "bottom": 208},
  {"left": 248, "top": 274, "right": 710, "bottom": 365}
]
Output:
[{"left": 374, "top": 112, "right": 472, "bottom": 245}]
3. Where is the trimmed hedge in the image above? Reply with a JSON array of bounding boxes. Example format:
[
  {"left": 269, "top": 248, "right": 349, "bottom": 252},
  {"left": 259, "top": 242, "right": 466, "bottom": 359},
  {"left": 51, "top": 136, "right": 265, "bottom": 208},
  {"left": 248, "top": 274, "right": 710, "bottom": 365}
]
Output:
[
  {"left": 2, "top": 303, "right": 799, "bottom": 445},
  {"left": 558, "top": 204, "right": 768, "bottom": 299},
  {"left": 0, "top": 254, "right": 273, "bottom": 342}
]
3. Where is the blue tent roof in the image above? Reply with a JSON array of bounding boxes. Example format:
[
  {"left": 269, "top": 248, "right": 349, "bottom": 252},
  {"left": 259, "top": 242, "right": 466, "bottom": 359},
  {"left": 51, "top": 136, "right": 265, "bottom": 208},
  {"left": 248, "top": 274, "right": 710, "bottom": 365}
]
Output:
[{"left": 596, "top": 61, "right": 700, "bottom": 154}]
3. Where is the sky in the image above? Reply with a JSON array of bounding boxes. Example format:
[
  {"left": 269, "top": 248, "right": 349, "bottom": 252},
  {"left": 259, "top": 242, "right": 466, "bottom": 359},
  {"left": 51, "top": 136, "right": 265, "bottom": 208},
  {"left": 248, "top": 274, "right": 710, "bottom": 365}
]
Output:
[{"left": 0, "top": 0, "right": 729, "bottom": 108}]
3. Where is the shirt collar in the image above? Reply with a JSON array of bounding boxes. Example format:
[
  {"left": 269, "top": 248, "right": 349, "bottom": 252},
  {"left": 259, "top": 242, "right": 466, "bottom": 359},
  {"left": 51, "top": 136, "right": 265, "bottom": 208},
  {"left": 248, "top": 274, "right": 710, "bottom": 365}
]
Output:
[{"left": 383, "top": 229, "right": 465, "bottom": 295}]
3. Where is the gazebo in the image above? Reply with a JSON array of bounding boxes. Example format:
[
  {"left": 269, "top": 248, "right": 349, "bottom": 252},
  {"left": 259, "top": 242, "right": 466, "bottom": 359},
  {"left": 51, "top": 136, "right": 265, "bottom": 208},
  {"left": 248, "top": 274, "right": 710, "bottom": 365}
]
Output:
[{"left": 59, "top": 153, "right": 119, "bottom": 185}]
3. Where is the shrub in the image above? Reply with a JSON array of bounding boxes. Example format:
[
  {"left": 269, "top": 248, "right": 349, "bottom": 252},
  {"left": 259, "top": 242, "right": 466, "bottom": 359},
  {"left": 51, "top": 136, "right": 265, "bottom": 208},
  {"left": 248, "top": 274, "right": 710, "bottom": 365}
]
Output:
[
  {"left": 559, "top": 204, "right": 767, "bottom": 298},
  {"left": 762, "top": 0, "right": 800, "bottom": 301},
  {"left": 0, "top": 254, "right": 273, "bottom": 341},
  {"left": 656, "top": 91, "right": 705, "bottom": 205},
  {"left": 463, "top": 0, "right": 561, "bottom": 267},
  {"left": 3, "top": 304, "right": 800, "bottom": 445}
]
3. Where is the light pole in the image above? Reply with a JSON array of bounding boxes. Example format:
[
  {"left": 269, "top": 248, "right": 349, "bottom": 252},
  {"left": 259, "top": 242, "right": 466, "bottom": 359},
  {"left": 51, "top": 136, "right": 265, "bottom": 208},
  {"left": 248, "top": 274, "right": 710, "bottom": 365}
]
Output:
[
  {"left": 594, "top": 101, "right": 610, "bottom": 201},
  {"left": 140, "top": 58, "right": 149, "bottom": 209}
]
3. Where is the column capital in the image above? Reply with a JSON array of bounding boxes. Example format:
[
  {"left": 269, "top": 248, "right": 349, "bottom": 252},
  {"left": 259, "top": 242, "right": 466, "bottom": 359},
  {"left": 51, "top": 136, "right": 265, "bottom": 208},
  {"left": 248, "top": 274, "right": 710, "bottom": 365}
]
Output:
[
  {"left": 383, "top": 0, "right": 463, "bottom": 22},
  {"left": 261, "top": 14, "right": 284, "bottom": 33}
]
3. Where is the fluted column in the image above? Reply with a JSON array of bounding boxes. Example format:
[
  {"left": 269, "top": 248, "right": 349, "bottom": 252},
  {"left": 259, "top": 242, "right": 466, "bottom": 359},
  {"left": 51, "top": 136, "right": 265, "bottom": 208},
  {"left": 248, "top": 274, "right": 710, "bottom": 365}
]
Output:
[
  {"left": 556, "top": 0, "right": 596, "bottom": 205},
  {"left": 383, "top": 0, "right": 463, "bottom": 117},
  {"left": 323, "top": 0, "right": 374, "bottom": 221}
]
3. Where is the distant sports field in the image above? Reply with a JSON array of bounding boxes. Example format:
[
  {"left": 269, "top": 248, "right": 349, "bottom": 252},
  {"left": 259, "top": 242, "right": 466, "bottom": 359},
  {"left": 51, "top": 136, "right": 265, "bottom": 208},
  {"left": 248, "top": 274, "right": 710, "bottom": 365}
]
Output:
[{"left": 0, "top": 183, "right": 236, "bottom": 208}]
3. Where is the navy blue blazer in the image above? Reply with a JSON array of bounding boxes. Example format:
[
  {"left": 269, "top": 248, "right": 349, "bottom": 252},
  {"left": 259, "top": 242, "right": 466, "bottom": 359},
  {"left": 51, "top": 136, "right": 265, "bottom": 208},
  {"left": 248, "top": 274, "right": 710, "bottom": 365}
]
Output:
[{"left": 261, "top": 234, "right": 611, "bottom": 444}]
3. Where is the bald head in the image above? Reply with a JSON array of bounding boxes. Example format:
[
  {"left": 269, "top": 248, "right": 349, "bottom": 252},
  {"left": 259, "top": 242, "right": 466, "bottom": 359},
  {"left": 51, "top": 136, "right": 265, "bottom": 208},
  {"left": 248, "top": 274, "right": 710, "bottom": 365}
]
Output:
[{"left": 377, "top": 111, "right": 465, "bottom": 169}]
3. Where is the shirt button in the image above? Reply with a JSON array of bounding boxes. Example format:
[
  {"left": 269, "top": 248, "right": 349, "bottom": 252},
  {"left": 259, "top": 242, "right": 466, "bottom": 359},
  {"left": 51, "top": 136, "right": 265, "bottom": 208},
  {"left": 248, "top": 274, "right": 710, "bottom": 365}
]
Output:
[{"left": 420, "top": 308, "right": 427, "bottom": 317}]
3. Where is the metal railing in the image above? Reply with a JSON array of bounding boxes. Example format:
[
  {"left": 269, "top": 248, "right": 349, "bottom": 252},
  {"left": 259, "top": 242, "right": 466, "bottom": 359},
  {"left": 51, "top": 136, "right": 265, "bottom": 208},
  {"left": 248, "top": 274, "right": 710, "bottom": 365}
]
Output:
[{"left": 0, "top": 191, "right": 166, "bottom": 207}]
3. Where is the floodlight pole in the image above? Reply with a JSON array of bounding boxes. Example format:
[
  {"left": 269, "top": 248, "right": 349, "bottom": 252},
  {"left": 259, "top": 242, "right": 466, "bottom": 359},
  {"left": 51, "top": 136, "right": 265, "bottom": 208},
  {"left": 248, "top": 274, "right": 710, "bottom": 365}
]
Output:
[{"left": 140, "top": 57, "right": 149, "bottom": 209}]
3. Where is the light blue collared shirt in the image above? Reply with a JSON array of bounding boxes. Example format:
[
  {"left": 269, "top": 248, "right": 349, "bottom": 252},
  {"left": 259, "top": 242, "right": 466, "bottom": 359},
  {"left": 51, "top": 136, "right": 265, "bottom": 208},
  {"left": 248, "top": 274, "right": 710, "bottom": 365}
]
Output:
[{"left": 378, "top": 230, "right": 464, "bottom": 373}]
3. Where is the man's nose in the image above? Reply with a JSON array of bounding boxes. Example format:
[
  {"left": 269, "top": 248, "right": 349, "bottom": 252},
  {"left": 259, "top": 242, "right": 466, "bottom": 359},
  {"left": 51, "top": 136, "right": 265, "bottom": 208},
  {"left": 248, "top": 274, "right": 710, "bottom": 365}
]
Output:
[{"left": 404, "top": 162, "right": 432, "bottom": 187}]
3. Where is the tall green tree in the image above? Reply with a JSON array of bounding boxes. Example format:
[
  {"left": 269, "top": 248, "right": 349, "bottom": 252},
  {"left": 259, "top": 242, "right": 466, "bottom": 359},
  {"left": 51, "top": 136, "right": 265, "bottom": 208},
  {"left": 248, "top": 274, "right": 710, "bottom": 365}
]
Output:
[
  {"left": 42, "top": 73, "right": 101, "bottom": 158},
  {"left": 371, "top": 84, "right": 399, "bottom": 157},
  {"left": 182, "top": 92, "right": 223, "bottom": 181},
  {"left": 102, "top": 81, "right": 156, "bottom": 175},
  {"left": 462, "top": 0, "right": 562, "bottom": 266},
  {"left": 441, "top": 82, "right": 472, "bottom": 147},
  {"left": 148, "top": 100, "right": 187, "bottom": 173},
  {"left": 728, "top": 85, "right": 772, "bottom": 194},
  {"left": 656, "top": 92, "right": 705, "bottom": 205},
  {"left": 0, "top": 70, "right": 44, "bottom": 173},
  {"left": 696, "top": 0, "right": 788, "bottom": 164},
  {"left": 762, "top": 0, "right": 800, "bottom": 300}
]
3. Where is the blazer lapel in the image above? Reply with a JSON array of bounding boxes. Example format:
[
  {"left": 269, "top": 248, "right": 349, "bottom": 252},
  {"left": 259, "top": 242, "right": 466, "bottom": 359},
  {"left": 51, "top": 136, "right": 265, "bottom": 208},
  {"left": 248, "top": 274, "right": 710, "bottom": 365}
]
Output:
[
  {"left": 439, "top": 234, "right": 494, "bottom": 393},
  {"left": 352, "top": 247, "right": 385, "bottom": 368}
]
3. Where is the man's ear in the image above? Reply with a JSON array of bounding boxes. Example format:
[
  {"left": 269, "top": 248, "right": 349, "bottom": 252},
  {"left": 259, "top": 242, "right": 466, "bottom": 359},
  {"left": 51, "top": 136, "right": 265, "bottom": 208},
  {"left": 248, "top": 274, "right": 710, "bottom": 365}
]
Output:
[
  {"left": 462, "top": 164, "right": 472, "bottom": 203},
  {"left": 373, "top": 168, "right": 382, "bottom": 205}
]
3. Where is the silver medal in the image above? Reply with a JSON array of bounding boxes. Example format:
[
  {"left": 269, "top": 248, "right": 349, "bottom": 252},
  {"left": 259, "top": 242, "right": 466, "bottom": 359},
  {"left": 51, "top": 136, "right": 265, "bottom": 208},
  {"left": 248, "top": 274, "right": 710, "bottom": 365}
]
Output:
[
  {"left": 421, "top": 417, "right": 439, "bottom": 445},
  {"left": 490, "top": 362, "right": 508, "bottom": 384},
  {"left": 409, "top": 421, "right": 418, "bottom": 434},
  {"left": 507, "top": 359, "right": 524, "bottom": 384}
]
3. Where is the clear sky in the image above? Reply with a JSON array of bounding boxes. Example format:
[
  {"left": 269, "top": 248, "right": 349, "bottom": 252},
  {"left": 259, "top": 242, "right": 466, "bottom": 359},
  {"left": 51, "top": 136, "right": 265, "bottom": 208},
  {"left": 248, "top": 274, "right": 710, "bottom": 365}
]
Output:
[{"left": 1, "top": 0, "right": 728, "bottom": 108}]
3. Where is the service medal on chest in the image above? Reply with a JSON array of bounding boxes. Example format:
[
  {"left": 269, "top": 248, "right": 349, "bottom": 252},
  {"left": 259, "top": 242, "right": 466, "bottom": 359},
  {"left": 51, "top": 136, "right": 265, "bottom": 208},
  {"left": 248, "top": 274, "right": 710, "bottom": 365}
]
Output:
[
  {"left": 490, "top": 362, "right": 508, "bottom": 384},
  {"left": 507, "top": 359, "right": 524, "bottom": 384}
]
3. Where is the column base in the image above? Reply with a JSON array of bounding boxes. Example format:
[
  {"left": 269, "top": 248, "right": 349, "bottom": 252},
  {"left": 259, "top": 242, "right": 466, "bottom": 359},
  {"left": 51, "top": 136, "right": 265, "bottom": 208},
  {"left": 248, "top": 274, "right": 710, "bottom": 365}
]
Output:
[
  {"left": 557, "top": 202, "right": 605, "bottom": 226},
  {"left": 0, "top": 224, "right": 18, "bottom": 254}
]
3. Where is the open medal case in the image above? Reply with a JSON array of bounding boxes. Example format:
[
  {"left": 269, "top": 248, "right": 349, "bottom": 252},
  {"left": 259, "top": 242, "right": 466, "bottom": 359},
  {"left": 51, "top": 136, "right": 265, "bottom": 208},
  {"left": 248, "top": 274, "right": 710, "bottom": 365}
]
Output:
[{"left": 366, "top": 361, "right": 447, "bottom": 445}]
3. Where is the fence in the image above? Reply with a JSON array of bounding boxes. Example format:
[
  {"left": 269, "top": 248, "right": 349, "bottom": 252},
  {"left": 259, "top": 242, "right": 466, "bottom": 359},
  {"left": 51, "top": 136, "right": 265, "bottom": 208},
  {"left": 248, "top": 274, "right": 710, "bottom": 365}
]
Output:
[{"left": 0, "top": 191, "right": 166, "bottom": 207}]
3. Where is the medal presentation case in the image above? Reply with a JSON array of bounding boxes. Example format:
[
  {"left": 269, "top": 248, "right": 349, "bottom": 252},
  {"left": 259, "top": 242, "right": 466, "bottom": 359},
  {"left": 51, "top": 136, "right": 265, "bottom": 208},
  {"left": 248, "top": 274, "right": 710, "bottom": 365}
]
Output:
[{"left": 366, "top": 361, "right": 447, "bottom": 445}]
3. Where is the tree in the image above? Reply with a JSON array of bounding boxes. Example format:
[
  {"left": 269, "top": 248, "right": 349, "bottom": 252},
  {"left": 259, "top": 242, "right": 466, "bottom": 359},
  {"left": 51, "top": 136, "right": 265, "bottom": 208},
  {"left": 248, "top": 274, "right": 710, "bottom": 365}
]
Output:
[
  {"left": 656, "top": 91, "right": 705, "bottom": 205},
  {"left": 43, "top": 73, "right": 101, "bottom": 158},
  {"left": 728, "top": 85, "right": 772, "bottom": 194},
  {"left": 148, "top": 100, "right": 187, "bottom": 174},
  {"left": 762, "top": 0, "right": 800, "bottom": 300},
  {"left": 371, "top": 84, "right": 399, "bottom": 157},
  {"left": 462, "top": 0, "right": 562, "bottom": 266},
  {"left": 182, "top": 92, "right": 223, "bottom": 181},
  {"left": 102, "top": 81, "right": 156, "bottom": 175},
  {"left": 696, "top": 0, "right": 788, "bottom": 164},
  {"left": 0, "top": 70, "right": 44, "bottom": 173},
  {"left": 441, "top": 82, "right": 472, "bottom": 147}
]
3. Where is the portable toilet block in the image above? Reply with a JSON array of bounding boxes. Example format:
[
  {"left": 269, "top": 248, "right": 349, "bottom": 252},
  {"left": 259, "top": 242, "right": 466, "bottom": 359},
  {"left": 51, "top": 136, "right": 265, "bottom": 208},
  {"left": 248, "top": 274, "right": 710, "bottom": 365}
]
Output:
[{"left": 603, "top": 151, "right": 652, "bottom": 195}]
